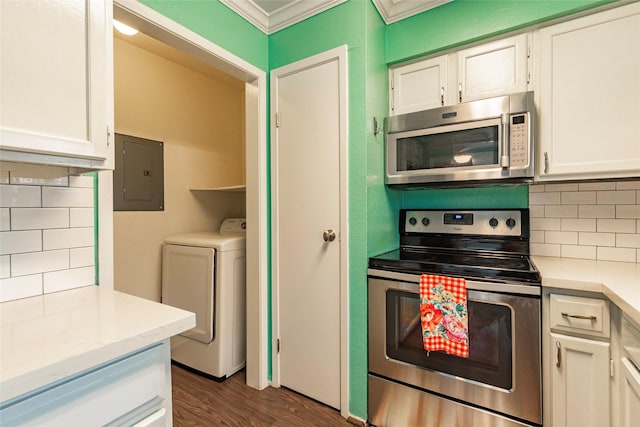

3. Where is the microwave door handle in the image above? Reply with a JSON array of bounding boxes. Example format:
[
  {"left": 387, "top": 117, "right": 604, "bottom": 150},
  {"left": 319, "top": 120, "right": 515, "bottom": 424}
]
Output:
[{"left": 501, "top": 113, "right": 510, "bottom": 168}]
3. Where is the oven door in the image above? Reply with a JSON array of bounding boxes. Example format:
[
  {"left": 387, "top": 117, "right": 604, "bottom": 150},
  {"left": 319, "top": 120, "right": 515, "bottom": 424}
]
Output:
[{"left": 368, "top": 272, "right": 541, "bottom": 425}]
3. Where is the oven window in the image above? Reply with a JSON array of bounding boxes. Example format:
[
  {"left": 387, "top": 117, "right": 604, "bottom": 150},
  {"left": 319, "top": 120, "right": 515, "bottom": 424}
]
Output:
[
  {"left": 396, "top": 125, "right": 499, "bottom": 171},
  {"left": 386, "top": 290, "right": 512, "bottom": 390}
]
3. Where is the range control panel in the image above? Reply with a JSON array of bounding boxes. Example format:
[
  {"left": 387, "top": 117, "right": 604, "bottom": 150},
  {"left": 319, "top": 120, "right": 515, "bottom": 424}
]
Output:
[{"left": 403, "top": 209, "right": 523, "bottom": 236}]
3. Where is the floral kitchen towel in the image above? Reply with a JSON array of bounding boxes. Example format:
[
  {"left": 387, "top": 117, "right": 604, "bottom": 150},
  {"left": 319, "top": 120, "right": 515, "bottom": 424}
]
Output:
[{"left": 419, "top": 274, "right": 469, "bottom": 358}]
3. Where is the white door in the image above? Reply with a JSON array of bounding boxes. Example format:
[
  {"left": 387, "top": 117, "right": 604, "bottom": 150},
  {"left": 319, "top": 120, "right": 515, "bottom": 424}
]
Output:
[
  {"left": 271, "top": 46, "right": 348, "bottom": 411},
  {"left": 390, "top": 54, "right": 448, "bottom": 115}
]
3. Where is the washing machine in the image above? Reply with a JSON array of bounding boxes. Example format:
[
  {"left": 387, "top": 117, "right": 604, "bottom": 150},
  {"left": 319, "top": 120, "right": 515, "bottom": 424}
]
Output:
[{"left": 161, "top": 218, "right": 246, "bottom": 379}]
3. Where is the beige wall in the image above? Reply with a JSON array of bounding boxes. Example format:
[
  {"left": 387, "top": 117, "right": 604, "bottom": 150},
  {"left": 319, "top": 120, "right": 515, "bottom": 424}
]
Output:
[{"left": 113, "top": 36, "right": 245, "bottom": 301}]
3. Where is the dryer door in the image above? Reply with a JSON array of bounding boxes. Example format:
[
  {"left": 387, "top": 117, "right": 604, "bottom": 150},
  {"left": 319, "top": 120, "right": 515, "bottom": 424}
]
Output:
[{"left": 162, "top": 244, "right": 215, "bottom": 343}]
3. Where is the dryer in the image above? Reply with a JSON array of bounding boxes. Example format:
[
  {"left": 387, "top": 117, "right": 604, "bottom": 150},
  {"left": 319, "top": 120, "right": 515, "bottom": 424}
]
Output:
[{"left": 161, "top": 218, "right": 246, "bottom": 379}]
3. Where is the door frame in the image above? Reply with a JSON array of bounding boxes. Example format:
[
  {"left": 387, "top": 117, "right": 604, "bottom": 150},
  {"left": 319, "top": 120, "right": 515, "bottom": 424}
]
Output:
[
  {"left": 103, "top": 0, "right": 269, "bottom": 389},
  {"left": 270, "top": 45, "right": 349, "bottom": 416}
]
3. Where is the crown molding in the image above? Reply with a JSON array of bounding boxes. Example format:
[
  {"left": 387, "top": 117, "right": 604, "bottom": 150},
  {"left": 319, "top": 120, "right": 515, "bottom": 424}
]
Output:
[
  {"left": 371, "top": 0, "right": 453, "bottom": 25},
  {"left": 220, "top": 0, "right": 347, "bottom": 35}
]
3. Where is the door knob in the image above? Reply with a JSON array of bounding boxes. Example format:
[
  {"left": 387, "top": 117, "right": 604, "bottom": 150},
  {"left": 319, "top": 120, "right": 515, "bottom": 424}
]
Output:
[{"left": 323, "top": 229, "right": 336, "bottom": 242}]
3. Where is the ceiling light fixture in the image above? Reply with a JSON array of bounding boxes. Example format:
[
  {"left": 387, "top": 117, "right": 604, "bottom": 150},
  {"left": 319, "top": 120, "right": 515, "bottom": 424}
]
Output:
[{"left": 113, "top": 19, "right": 139, "bottom": 36}]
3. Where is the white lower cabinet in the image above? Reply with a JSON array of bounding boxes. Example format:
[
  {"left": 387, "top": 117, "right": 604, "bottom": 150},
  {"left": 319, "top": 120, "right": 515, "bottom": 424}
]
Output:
[
  {"left": 0, "top": 341, "right": 172, "bottom": 426},
  {"left": 550, "top": 332, "right": 611, "bottom": 427},
  {"left": 620, "top": 357, "right": 640, "bottom": 427}
]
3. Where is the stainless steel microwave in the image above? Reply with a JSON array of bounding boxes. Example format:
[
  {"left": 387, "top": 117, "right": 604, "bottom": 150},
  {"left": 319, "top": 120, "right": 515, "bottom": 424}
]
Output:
[{"left": 385, "top": 91, "right": 535, "bottom": 187}]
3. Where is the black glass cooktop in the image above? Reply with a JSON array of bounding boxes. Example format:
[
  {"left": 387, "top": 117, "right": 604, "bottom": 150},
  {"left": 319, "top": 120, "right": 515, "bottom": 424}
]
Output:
[{"left": 369, "top": 247, "right": 541, "bottom": 284}]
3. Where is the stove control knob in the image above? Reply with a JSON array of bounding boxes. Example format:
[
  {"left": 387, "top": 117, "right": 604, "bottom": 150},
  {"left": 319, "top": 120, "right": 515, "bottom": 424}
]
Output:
[
  {"left": 422, "top": 217, "right": 430, "bottom": 227},
  {"left": 409, "top": 217, "right": 417, "bottom": 226},
  {"left": 506, "top": 218, "right": 517, "bottom": 228},
  {"left": 489, "top": 217, "right": 499, "bottom": 228}
]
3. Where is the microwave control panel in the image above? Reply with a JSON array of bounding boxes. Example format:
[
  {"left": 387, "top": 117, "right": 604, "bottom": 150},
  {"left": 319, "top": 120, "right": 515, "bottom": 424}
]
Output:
[{"left": 510, "top": 113, "right": 529, "bottom": 167}]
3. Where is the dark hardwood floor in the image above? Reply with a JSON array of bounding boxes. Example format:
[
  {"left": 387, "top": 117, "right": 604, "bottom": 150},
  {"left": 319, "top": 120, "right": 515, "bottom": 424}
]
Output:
[{"left": 171, "top": 364, "right": 355, "bottom": 426}]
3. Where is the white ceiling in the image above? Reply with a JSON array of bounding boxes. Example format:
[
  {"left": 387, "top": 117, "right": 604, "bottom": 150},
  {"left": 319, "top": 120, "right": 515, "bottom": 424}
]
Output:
[{"left": 219, "top": 0, "right": 453, "bottom": 34}]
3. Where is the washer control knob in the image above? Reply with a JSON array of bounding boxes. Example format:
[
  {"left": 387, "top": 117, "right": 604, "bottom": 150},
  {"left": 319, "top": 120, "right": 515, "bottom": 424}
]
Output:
[
  {"left": 506, "top": 218, "right": 517, "bottom": 228},
  {"left": 489, "top": 218, "right": 499, "bottom": 228},
  {"left": 422, "top": 217, "right": 430, "bottom": 226},
  {"left": 409, "top": 217, "right": 417, "bottom": 226}
]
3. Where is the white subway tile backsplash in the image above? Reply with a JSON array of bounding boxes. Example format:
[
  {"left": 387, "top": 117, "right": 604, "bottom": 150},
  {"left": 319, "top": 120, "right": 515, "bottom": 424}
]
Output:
[
  {"left": 597, "top": 247, "right": 636, "bottom": 263},
  {"left": 0, "top": 255, "right": 9, "bottom": 279},
  {"left": 579, "top": 182, "right": 616, "bottom": 191},
  {"left": 531, "top": 230, "right": 545, "bottom": 243},
  {"left": 597, "top": 219, "right": 636, "bottom": 233},
  {"left": 578, "top": 205, "right": 615, "bottom": 219},
  {"left": 562, "top": 191, "right": 596, "bottom": 205},
  {"left": 544, "top": 183, "right": 579, "bottom": 192},
  {"left": 43, "top": 228, "right": 94, "bottom": 250},
  {"left": 617, "top": 234, "right": 640, "bottom": 249},
  {"left": 530, "top": 205, "right": 545, "bottom": 218},
  {"left": 531, "top": 243, "right": 561, "bottom": 257},
  {"left": 42, "top": 187, "right": 93, "bottom": 208},
  {"left": 545, "top": 205, "right": 578, "bottom": 218},
  {"left": 70, "top": 208, "right": 94, "bottom": 227},
  {"left": 529, "top": 192, "right": 560, "bottom": 205},
  {"left": 561, "top": 218, "right": 596, "bottom": 232},
  {"left": 43, "top": 267, "right": 94, "bottom": 293},
  {"left": 0, "top": 165, "right": 96, "bottom": 302},
  {"left": 579, "top": 232, "right": 616, "bottom": 247},
  {"left": 0, "top": 230, "right": 42, "bottom": 255},
  {"left": 11, "top": 250, "right": 69, "bottom": 276},
  {"left": 11, "top": 208, "right": 69, "bottom": 230},
  {"left": 70, "top": 247, "right": 94, "bottom": 268},
  {"left": 529, "top": 184, "right": 545, "bottom": 193},
  {"left": 545, "top": 231, "right": 578, "bottom": 245},
  {"left": 561, "top": 245, "right": 596, "bottom": 260},
  {"left": 0, "top": 185, "right": 41, "bottom": 208},
  {"left": 0, "top": 274, "right": 42, "bottom": 302},
  {"left": 69, "top": 175, "right": 94, "bottom": 188},
  {"left": 0, "top": 208, "right": 9, "bottom": 231},
  {"left": 617, "top": 205, "right": 640, "bottom": 219},
  {"left": 617, "top": 181, "right": 640, "bottom": 190},
  {"left": 531, "top": 217, "right": 561, "bottom": 231},
  {"left": 597, "top": 190, "right": 636, "bottom": 205}
]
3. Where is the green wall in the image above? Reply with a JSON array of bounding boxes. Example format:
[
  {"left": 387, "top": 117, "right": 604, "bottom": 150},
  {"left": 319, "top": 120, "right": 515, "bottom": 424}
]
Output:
[{"left": 140, "top": 0, "right": 269, "bottom": 70}]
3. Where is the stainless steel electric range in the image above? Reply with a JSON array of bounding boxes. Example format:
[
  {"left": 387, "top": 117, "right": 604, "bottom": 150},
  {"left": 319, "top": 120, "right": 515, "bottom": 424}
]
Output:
[{"left": 368, "top": 209, "right": 541, "bottom": 427}]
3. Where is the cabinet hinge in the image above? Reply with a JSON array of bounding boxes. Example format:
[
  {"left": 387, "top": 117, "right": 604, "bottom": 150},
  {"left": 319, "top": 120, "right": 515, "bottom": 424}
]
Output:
[
  {"left": 277, "top": 338, "right": 281, "bottom": 353},
  {"left": 527, "top": 71, "right": 531, "bottom": 85},
  {"left": 527, "top": 44, "right": 531, "bottom": 58},
  {"left": 107, "top": 126, "right": 112, "bottom": 145},
  {"left": 275, "top": 113, "right": 281, "bottom": 128},
  {"left": 610, "top": 359, "right": 615, "bottom": 377}
]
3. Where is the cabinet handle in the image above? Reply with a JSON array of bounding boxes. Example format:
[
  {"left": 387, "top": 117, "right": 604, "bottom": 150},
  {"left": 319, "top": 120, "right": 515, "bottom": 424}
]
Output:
[
  {"left": 561, "top": 312, "right": 597, "bottom": 321},
  {"left": 440, "top": 86, "right": 445, "bottom": 106},
  {"left": 556, "top": 341, "right": 561, "bottom": 368},
  {"left": 544, "top": 152, "right": 549, "bottom": 174},
  {"left": 458, "top": 83, "right": 462, "bottom": 103}
]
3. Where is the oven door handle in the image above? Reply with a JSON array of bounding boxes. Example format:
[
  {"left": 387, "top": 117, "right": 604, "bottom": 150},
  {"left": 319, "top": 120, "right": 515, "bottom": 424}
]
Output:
[{"left": 367, "top": 268, "right": 540, "bottom": 296}]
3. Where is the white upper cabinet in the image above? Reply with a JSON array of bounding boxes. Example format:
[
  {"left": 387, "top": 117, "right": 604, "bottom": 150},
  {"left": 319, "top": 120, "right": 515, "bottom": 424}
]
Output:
[
  {"left": 457, "top": 34, "right": 529, "bottom": 102},
  {"left": 535, "top": 2, "right": 640, "bottom": 181},
  {"left": 0, "top": 0, "right": 114, "bottom": 169},
  {"left": 390, "top": 55, "right": 449, "bottom": 115},
  {"left": 390, "top": 33, "right": 530, "bottom": 115}
]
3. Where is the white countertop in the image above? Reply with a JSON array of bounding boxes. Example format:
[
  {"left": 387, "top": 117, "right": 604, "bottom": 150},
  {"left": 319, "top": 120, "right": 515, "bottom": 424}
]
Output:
[
  {"left": 0, "top": 285, "right": 195, "bottom": 402},
  {"left": 533, "top": 256, "right": 640, "bottom": 325}
]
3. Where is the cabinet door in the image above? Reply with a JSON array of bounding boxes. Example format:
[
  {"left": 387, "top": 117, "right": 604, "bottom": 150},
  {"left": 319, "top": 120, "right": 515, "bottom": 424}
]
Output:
[
  {"left": 457, "top": 33, "right": 529, "bottom": 102},
  {"left": 620, "top": 357, "right": 640, "bottom": 427},
  {"left": 0, "top": 0, "right": 112, "bottom": 162},
  {"left": 536, "top": 3, "right": 640, "bottom": 180},
  {"left": 551, "top": 333, "right": 610, "bottom": 427},
  {"left": 390, "top": 55, "right": 448, "bottom": 115}
]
